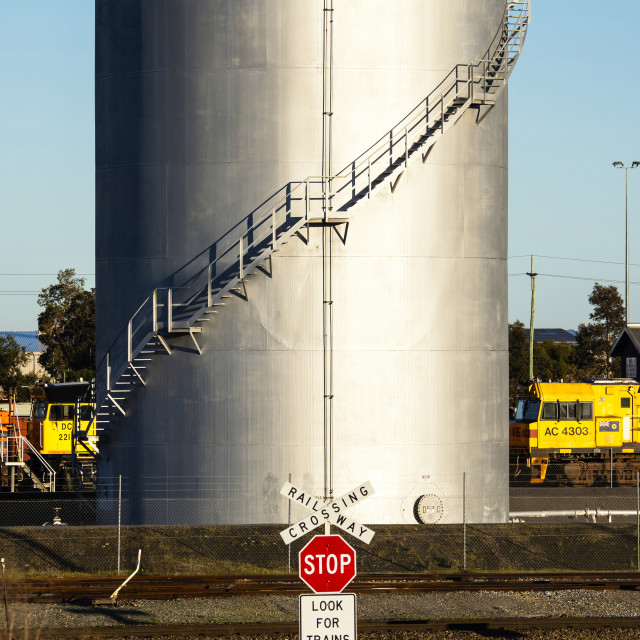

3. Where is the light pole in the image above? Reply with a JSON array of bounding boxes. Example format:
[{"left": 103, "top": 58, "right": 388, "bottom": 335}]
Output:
[{"left": 612, "top": 161, "right": 640, "bottom": 326}]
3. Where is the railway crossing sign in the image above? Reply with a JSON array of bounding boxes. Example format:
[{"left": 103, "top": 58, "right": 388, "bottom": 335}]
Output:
[
  {"left": 279, "top": 480, "right": 376, "bottom": 545},
  {"left": 299, "top": 534, "right": 356, "bottom": 593}
]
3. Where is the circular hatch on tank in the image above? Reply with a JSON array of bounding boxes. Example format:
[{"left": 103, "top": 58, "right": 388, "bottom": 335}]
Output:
[{"left": 414, "top": 494, "right": 444, "bottom": 524}]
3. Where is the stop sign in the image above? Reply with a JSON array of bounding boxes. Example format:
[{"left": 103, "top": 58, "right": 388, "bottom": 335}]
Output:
[{"left": 299, "top": 534, "right": 356, "bottom": 593}]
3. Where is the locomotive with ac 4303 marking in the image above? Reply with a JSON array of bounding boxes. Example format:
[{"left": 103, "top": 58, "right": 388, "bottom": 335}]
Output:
[{"left": 510, "top": 379, "right": 640, "bottom": 486}]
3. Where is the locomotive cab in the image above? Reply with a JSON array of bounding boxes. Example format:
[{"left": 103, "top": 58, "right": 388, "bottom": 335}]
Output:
[{"left": 28, "top": 382, "right": 98, "bottom": 459}]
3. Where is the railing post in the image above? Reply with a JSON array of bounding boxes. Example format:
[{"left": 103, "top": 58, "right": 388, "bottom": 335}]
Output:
[
  {"left": 404, "top": 126, "right": 408, "bottom": 167},
  {"left": 207, "top": 264, "right": 213, "bottom": 308},
  {"left": 305, "top": 179, "right": 309, "bottom": 221},
  {"left": 368, "top": 158, "right": 371, "bottom": 198},
  {"left": 272, "top": 208, "right": 277, "bottom": 250},
  {"left": 425, "top": 96, "right": 429, "bottom": 135},
  {"left": 153, "top": 289, "right": 158, "bottom": 332},
  {"left": 483, "top": 60, "right": 487, "bottom": 94},
  {"left": 107, "top": 353, "right": 111, "bottom": 392},
  {"left": 239, "top": 236, "right": 244, "bottom": 279},
  {"left": 167, "top": 289, "right": 173, "bottom": 333},
  {"left": 127, "top": 320, "right": 132, "bottom": 363}
]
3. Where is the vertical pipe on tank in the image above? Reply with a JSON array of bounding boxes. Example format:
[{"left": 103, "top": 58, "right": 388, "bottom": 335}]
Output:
[{"left": 322, "top": 0, "right": 335, "bottom": 501}]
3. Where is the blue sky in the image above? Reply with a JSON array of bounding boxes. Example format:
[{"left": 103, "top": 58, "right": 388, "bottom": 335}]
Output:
[{"left": 1, "top": 1, "right": 639, "bottom": 332}]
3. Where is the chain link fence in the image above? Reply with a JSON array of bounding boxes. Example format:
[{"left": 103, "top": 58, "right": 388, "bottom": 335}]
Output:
[{"left": 1, "top": 470, "right": 640, "bottom": 577}]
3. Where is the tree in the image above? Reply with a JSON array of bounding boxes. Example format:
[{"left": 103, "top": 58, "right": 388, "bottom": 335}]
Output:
[
  {"left": 37, "top": 269, "right": 96, "bottom": 381},
  {"left": 509, "top": 322, "right": 579, "bottom": 407},
  {"left": 509, "top": 321, "right": 529, "bottom": 383},
  {"left": 0, "top": 334, "right": 28, "bottom": 390},
  {"left": 533, "top": 341, "right": 577, "bottom": 383},
  {"left": 574, "top": 283, "right": 625, "bottom": 379}
]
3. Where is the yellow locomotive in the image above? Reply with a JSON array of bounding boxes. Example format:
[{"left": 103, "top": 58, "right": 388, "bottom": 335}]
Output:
[
  {"left": 1, "top": 382, "right": 98, "bottom": 492},
  {"left": 29, "top": 382, "right": 98, "bottom": 458},
  {"left": 510, "top": 380, "right": 640, "bottom": 486}
]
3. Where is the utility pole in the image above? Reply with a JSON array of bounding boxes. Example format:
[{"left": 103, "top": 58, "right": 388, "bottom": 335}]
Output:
[
  {"left": 612, "top": 161, "right": 640, "bottom": 326},
  {"left": 527, "top": 255, "right": 537, "bottom": 381}
]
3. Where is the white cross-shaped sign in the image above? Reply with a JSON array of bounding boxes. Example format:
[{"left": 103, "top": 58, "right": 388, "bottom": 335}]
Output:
[{"left": 280, "top": 481, "right": 376, "bottom": 545}]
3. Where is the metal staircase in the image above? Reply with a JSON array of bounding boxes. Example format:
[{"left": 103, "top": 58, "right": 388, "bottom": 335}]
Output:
[{"left": 90, "top": 0, "right": 530, "bottom": 438}]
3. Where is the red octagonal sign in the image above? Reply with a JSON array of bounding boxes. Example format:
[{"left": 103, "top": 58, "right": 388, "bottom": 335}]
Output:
[{"left": 299, "top": 534, "right": 356, "bottom": 593}]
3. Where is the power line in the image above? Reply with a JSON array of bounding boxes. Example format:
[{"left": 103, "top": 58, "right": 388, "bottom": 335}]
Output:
[
  {"left": 509, "top": 273, "right": 640, "bottom": 285},
  {"left": 509, "top": 254, "right": 640, "bottom": 267}
]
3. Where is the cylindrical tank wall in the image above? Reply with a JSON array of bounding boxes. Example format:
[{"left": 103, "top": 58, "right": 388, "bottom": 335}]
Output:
[{"left": 96, "top": 0, "right": 508, "bottom": 524}]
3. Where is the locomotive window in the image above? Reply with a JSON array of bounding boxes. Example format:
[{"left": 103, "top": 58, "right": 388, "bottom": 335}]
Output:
[
  {"left": 516, "top": 400, "right": 540, "bottom": 421},
  {"left": 579, "top": 402, "right": 593, "bottom": 419},
  {"left": 621, "top": 398, "right": 631, "bottom": 409},
  {"left": 558, "top": 402, "right": 577, "bottom": 420},
  {"left": 48, "top": 405, "right": 75, "bottom": 421},
  {"left": 541, "top": 402, "right": 557, "bottom": 420},
  {"left": 33, "top": 401, "right": 46, "bottom": 419}
]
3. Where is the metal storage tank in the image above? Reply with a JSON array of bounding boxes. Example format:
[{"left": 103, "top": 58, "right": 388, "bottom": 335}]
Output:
[{"left": 96, "top": 0, "right": 525, "bottom": 524}]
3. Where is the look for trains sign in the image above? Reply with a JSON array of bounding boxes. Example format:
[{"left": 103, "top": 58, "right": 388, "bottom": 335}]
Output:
[{"left": 279, "top": 481, "right": 376, "bottom": 545}]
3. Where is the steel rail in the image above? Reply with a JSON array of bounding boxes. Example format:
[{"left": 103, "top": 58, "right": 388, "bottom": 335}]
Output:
[
  {"left": 2, "top": 616, "right": 640, "bottom": 640},
  {"left": 6, "top": 571, "right": 640, "bottom": 604}
]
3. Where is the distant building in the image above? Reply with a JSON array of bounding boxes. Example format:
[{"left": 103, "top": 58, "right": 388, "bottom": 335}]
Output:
[
  {"left": 610, "top": 325, "right": 640, "bottom": 380},
  {"left": 523, "top": 328, "right": 577, "bottom": 345},
  {"left": 0, "top": 331, "right": 46, "bottom": 378}
]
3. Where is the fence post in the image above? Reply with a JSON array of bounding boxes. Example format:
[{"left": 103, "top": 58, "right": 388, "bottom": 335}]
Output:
[
  {"left": 610, "top": 448, "right": 613, "bottom": 488},
  {"left": 463, "top": 472, "right": 467, "bottom": 572},
  {"left": 118, "top": 475, "right": 122, "bottom": 575}
]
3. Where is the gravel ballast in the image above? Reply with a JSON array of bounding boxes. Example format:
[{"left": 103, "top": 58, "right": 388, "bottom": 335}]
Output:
[{"left": 4, "top": 589, "right": 640, "bottom": 639}]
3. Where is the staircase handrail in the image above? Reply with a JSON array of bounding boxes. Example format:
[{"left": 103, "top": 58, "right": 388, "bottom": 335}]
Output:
[
  {"left": 1, "top": 435, "right": 56, "bottom": 492},
  {"left": 96, "top": 0, "right": 529, "bottom": 407}
]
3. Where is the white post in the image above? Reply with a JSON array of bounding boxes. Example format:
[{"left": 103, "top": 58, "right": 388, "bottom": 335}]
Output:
[
  {"left": 153, "top": 289, "right": 158, "bottom": 332},
  {"left": 404, "top": 126, "right": 408, "bottom": 167},
  {"left": 127, "top": 321, "right": 132, "bottom": 363},
  {"left": 425, "top": 96, "right": 429, "bottom": 135},
  {"left": 272, "top": 208, "right": 277, "bottom": 250}
]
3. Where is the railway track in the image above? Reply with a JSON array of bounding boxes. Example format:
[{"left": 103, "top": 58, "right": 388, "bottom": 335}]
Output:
[
  {"left": 2, "top": 617, "right": 640, "bottom": 639},
  {"left": 5, "top": 571, "right": 640, "bottom": 603}
]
